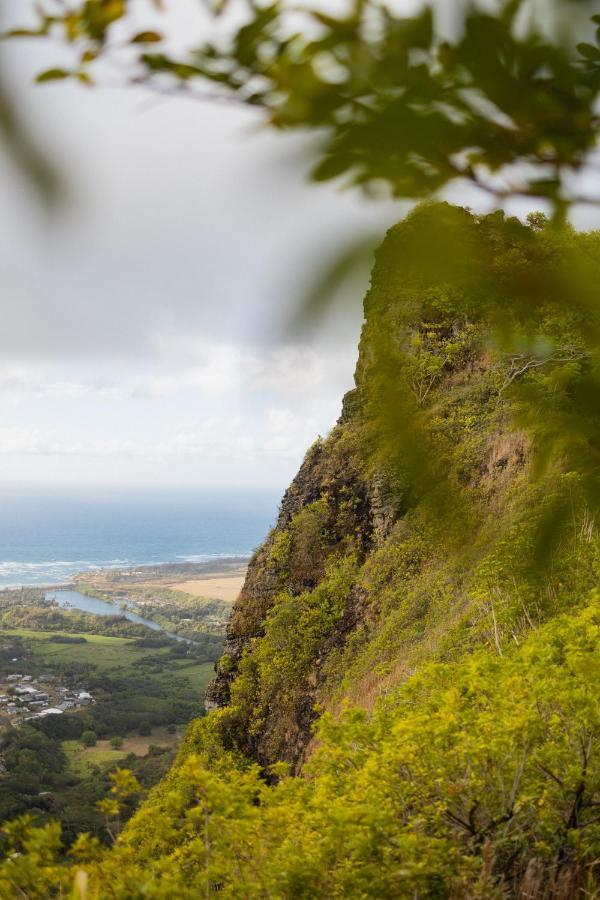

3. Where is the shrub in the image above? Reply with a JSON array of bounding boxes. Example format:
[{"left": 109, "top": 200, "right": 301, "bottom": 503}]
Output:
[{"left": 80, "top": 730, "right": 97, "bottom": 748}]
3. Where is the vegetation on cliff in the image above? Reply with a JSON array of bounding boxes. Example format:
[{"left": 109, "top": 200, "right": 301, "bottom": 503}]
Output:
[{"left": 1, "top": 204, "right": 598, "bottom": 897}]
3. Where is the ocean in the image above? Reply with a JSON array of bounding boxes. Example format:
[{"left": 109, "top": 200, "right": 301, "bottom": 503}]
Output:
[{"left": 0, "top": 485, "right": 281, "bottom": 588}]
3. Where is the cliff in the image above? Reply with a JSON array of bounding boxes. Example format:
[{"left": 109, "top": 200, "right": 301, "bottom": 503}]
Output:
[{"left": 204, "top": 203, "right": 596, "bottom": 773}]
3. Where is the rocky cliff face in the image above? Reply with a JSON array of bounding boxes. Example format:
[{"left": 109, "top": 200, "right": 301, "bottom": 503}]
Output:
[
  {"left": 204, "top": 422, "right": 397, "bottom": 734},
  {"left": 204, "top": 203, "right": 597, "bottom": 772}
]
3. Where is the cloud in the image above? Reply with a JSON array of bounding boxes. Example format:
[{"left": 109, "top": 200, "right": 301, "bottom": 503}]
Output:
[
  {"left": 0, "top": 403, "right": 321, "bottom": 462},
  {"left": 144, "top": 337, "right": 351, "bottom": 397},
  {"left": 0, "top": 427, "right": 136, "bottom": 458},
  {"left": 0, "top": 340, "right": 355, "bottom": 404},
  {"left": 0, "top": 11, "right": 378, "bottom": 486}
]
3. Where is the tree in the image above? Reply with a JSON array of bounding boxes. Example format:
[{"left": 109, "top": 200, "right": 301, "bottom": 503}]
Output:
[
  {"left": 81, "top": 730, "right": 97, "bottom": 748},
  {"left": 109, "top": 736, "right": 124, "bottom": 750}
]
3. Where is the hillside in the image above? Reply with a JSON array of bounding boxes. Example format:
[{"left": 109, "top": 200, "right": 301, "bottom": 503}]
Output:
[{"left": 2, "top": 204, "right": 599, "bottom": 898}]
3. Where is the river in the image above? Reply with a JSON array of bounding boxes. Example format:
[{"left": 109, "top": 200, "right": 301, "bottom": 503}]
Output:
[{"left": 45, "top": 589, "right": 192, "bottom": 643}]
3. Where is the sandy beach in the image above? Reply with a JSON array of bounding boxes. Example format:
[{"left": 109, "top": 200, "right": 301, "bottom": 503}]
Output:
[{"left": 168, "top": 574, "right": 245, "bottom": 602}]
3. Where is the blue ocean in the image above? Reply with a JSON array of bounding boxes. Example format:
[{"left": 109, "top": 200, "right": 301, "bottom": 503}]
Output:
[{"left": 0, "top": 485, "right": 281, "bottom": 588}]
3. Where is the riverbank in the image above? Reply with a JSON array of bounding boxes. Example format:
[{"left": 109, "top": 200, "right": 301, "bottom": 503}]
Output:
[{"left": 72, "top": 558, "right": 247, "bottom": 639}]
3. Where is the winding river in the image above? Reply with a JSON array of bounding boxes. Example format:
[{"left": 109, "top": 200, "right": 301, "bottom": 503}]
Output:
[{"left": 45, "top": 589, "right": 192, "bottom": 643}]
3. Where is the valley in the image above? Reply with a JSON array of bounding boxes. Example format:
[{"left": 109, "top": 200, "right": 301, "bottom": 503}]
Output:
[{"left": 0, "top": 560, "right": 239, "bottom": 847}]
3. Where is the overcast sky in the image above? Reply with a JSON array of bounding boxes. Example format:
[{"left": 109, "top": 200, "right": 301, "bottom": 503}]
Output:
[
  {"left": 1, "top": 1, "right": 598, "bottom": 492},
  {"left": 0, "top": 0, "right": 398, "bottom": 491}
]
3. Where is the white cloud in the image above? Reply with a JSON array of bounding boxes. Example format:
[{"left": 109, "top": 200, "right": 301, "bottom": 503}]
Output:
[
  {"left": 0, "top": 340, "right": 354, "bottom": 404},
  {"left": 144, "top": 339, "right": 350, "bottom": 399},
  {"left": 0, "top": 403, "right": 323, "bottom": 465}
]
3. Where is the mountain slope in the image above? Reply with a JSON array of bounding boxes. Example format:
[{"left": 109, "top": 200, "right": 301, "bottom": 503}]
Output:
[{"left": 203, "top": 203, "right": 599, "bottom": 772}]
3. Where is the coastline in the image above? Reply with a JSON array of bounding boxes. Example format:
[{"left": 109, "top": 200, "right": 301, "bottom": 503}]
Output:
[
  {"left": 0, "top": 558, "right": 247, "bottom": 641},
  {"left": 75, "top": 557, "right": 248, "bottom": 602},
  {"left": 0, "top": 557, "right": 249, "bottom": 596}
]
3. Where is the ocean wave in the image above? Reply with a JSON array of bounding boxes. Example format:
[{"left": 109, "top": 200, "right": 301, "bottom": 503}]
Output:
[
  {"left": 0, "top": 558, "right": 134, "bottom": 588},
  {"left": 176, "top": 553, "right": 251, "bottom": 563}
]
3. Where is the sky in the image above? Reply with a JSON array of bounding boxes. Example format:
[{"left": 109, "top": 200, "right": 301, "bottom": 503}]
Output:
[
  {"left": 0, "top": 0, "right": 402, "bottom": 491},
  {"left": 1, "top": 1, "right": 598, "bottom": 493}
]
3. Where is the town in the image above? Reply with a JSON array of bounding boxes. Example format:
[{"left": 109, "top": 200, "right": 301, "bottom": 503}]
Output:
[{"left": 0, "top": 672, "right": 93, "bottom": 727}]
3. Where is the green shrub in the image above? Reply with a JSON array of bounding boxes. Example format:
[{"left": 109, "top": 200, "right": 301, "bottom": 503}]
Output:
[{"left": 80, "top": 730, "right": 97, "bottom": 748}]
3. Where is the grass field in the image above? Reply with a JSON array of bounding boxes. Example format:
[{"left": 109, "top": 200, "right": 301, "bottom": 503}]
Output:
[
  {"left": 63, "top": 740, "right": 129, "bottom": 776},
  {"left": 3, "top": 628, "right": 154, "bottom": 669},
  {"left": 0, "top": 628, "right": 216, "bottom": 693},
  {"left": 62, "top": 728, "right": 181, "bottom": 776}
]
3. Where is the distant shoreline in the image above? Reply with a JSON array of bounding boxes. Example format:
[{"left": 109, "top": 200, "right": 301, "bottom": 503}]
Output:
[{"left": 1, "top": 556, "right": 250, "bottom": 594}]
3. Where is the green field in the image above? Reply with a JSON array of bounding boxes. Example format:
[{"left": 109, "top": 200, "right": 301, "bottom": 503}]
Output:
[
  {"left": 0, "top": 628, "right": 215, "bottom": 692},
  {"left": 62, "top": 740, "right": 128, "bottom": 776},
  {"left": 62, "top": 729, "right": 181, "bottom": 777}
]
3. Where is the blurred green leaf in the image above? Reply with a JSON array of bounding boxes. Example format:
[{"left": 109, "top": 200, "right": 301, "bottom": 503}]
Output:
[
  {"left": 130, "top": 32, "right": 162, "bottom": 44},
  {"left": 577, "top": 42, "right": 600, "bottom": 59},
  {"left": 35, "top": 68, "right": 71, "bottom": 83}
]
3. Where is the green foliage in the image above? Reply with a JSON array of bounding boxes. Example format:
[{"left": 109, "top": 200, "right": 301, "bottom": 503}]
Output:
[
  {"left": 16, "top": 1, "right": 600, "bottom": 216},
  {"left": 97, "top": 768, "right": 143, "bottom": 844},
  {"left": 81, "top": 730, "right": 97, "bottom": 748},
  {"left": 228, "top": 554, "right": 358, "bottom": 759},
  {"left": 286, "top": 497, "right": 330, "bottom": 587},
  {"left": 357, "top": 205, "right": 600, "bottom": 539},
  {"left": 3, "top": 597, "right": 600, "bottom": 896}
]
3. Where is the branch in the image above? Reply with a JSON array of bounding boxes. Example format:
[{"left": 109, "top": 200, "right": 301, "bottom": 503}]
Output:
[
  {"left": 499, "top": 350, "right": 588, "bottom": 394},
  {"left": 536, "top": 761, "right": 564, "bottom": 788}
]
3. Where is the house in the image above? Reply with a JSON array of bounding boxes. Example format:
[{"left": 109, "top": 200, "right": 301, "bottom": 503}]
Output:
[
  {"left": 14, "top": 686, "right": 37, "bottom": 696},
  {"left": 37, "top": 707, "right": 63, "bottom": 717}
]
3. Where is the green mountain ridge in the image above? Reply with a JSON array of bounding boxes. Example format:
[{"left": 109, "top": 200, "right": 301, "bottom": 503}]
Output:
[{"left": 2, "top": 204, "right": 599, "bottom": 897}]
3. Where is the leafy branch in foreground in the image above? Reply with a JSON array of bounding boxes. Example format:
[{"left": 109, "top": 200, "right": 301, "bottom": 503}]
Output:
[{"left": 9, "top": 0, "right": 600, "bottom": 217}]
